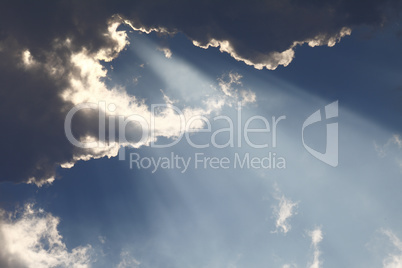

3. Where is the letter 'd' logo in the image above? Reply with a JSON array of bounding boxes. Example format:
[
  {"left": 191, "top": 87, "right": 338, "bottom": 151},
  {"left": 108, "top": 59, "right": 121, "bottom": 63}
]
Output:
[{"left": 302, "top": 101, "right": 338, "bottom": 167}]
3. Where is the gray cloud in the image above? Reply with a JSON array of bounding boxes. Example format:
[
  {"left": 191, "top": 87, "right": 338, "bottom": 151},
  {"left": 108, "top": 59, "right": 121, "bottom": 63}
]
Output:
[
  {"left": 123, "top": 0, "right": 401, "bottom": 69},
  {"left": 0, "top": 36, "right": 115, "bottom": 185},
  {"left": 0, "top": 0, "right": 400, "bottom": 185}
]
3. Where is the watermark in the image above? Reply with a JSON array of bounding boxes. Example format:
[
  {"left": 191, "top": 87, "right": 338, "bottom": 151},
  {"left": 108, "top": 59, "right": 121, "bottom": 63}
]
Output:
[
  {"left": 64, "top": 100, "right": 338, "bottom": 170},
  {"left": 302, "top": 101, "right": 338, "bottom": 167},
  {"left": 64, "top": 102, "right": 286, "bottom": 149},
  {"left": 129, "top": 152, "right": 286, "bottom": 173}
]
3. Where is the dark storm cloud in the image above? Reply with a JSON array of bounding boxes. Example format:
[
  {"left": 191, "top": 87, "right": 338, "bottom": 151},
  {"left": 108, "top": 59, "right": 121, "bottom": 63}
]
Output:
[
  {"left": 0, "top": 0, "right": 400, "bottom": 184},
  {"left": 0, "top": 39, "right": 109, "bottom": 184},
  {"left": 123, "top": 0, "right": 402, "bottom": 68}
]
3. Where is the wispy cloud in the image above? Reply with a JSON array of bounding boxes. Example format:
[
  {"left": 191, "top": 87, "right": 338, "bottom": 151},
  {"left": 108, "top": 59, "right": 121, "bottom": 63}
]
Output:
[
  {"left": 381, "top": 229, "right": 402, "bottom": 268},
  {"left": 116, "top": 251, "right": 141, "bottom": 268},
  {"left": 218, "top": 72, "right": 256, "bottom": 105},
  {"left": 157, "top": 47, "right": 172, "bottom": 58},
  {"left": 374, "top": 135, "right": 402, "bottom": 158},
  {"left": 282, "top": 263, "right": 298, "bottom": 268},
  {"left": 308, "top": 227, "right": 323, "bottom": 268},
  {"left": 374, "top": 135, "right": 402, "bottom": 171},
  {"left": 272, "top": 185, "right": 298, "bottom": 234}
]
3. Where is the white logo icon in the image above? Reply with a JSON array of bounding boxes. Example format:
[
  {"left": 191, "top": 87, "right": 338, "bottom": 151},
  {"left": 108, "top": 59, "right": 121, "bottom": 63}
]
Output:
[{"left": 302, "top": 101, "right": 338, "bottom": 167}]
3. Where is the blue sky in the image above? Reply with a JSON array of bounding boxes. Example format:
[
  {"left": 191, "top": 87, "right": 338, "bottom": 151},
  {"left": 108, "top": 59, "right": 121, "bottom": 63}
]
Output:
[{"left": 1, "top": 3, "right": 402, "bottom": 268}]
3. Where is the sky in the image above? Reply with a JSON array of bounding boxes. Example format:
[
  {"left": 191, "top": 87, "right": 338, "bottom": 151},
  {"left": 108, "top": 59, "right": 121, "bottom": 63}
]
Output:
[{"left": 1, "top": 1, "right": 402, "bottom": 268}]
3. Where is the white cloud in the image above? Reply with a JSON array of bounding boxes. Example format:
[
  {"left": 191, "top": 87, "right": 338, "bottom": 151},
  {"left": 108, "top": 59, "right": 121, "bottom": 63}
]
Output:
[
  {"left": 272, "top": 186, "right": 298, "bottom": 234},
  {"left": 132, "top": 75, "right": 141, "bottom": 85},
  {"left": 381, "top": 229, "right": 402, "bottom": 268},
  {"left": 15, "top": 17, "right": 258, "bottom": 186},
  {"left": 63, "top": 47, "right": 224, "bottom": 165},
  {"left": 310, "top": 228, "right": 323, "bottom": 247},
  {"left": 123, "top": 18, "right": 172, "bottom": 36},
  {"left": 157, "top": 47, "right": 172, "bottom": 58},
  {"left": 374, "top": 134, "right": 402, "bottom": 172},
  {"left": 21, "top": 50, "right": 36, "bottom": 67},
  {"left": 98, "top": 236, "right": 106, "bottom": 244},
  {"left": 27, "top": 176, "right": 56, "bottom": 187},
  {"left": 240, "top": 89, "right": 256, "bottom": 104},
  {"left": 303, "top": 27, "right": 352, "bottom": 48},
  {"left": 193, "top": 39, "right": 295, "bottom": 70},
  {"left": 218, "top": 72, "right": 242, "bottom": 98},
  {"left": 96, "top": 20, "right": 129, "bottom": 62},
  {"left": 217, "top": 72, "right": 256, "bottom": 105},
  {"left": 57, "top": 27, "right": 259, "bottom": 173},
  {"left": 192, "top": 27, "right": 351, "bottom": 70},
  {"left": 280, "top": 227, "right": 323, "bottom": 268},
  {"left": 282, "top": 263, "right": 297, "bottom": 268},
  {"left": 116, "top": 251, "right": 140, "bottom": 268},
  {"left": 308, "top": 228, "right": 323, "bottom": 268},
  {"left": 375, "top": 134, "right": 402, "bottom": 158},
  {"left": 57, "top": 22, "right": 239, "bottom": 173},
  {"left": 0, "top": 204, "right": 93, "bottom": 268}
]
